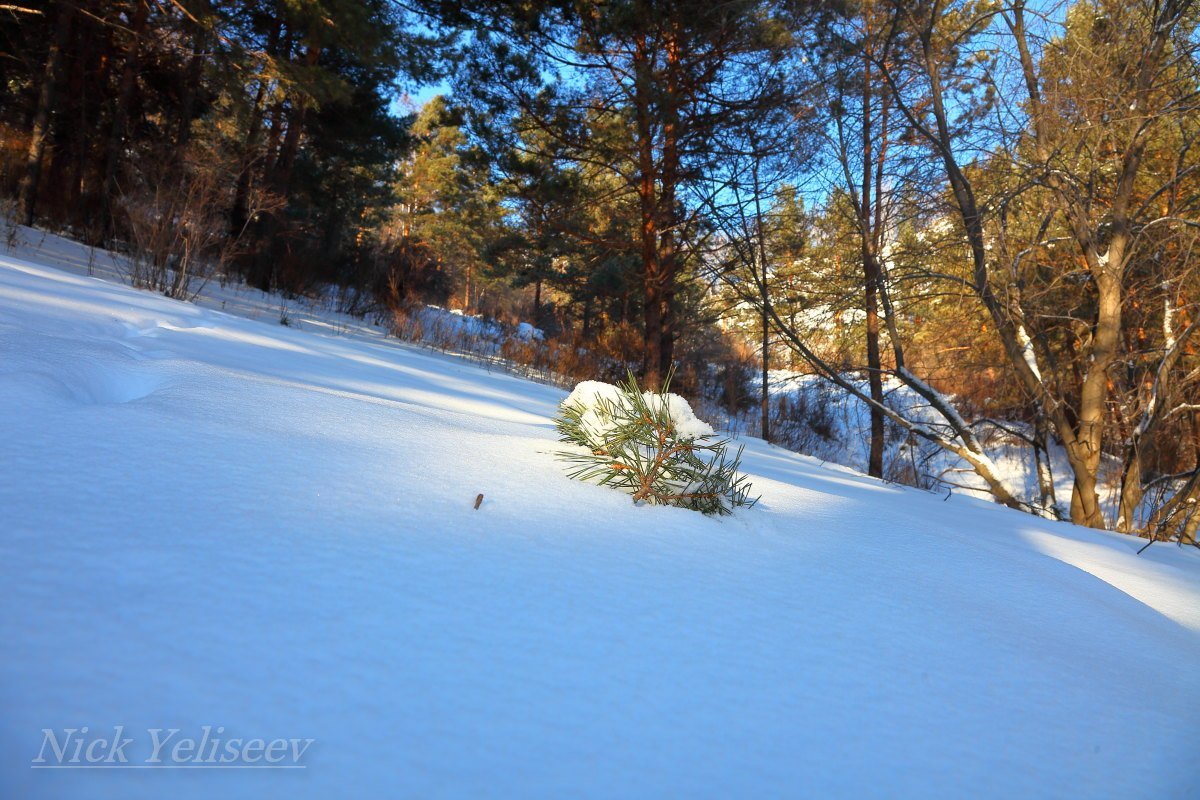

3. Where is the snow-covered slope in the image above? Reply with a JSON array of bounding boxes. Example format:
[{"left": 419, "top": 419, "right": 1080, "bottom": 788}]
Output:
[{"left": 1, "top": 253, "right": 1198, "bottom": 799}]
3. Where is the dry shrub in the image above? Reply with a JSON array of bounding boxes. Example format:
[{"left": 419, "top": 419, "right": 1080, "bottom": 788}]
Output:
[
  {"left": 120, "top": 169, "right": 230, "bottom": 299},
  {"left": 1, "top": 196, "right": 20, "bottom": 250},
  {"left": 388, "top": 303, "right": 652, "bottom": 392},
  {"left": 365, "top": 238, "right": 454, "bottom": 312},
  {"left": 0, "top": 123, "right": 29, "bottom": 197},
  {"left": 386, "top": 304, "right": 758, "bottom": 455},
  {"left": 770, "top": 388, "right": 838, "bottom": 451}
]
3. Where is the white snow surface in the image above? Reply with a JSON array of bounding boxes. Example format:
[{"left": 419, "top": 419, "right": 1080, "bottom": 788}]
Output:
[{"left": 2, "top": 250, "right": 1200, "bottom": 798}]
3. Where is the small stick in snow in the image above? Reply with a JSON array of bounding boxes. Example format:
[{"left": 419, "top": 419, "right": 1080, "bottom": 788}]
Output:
[{"left": 474, "top": 493, "right": 484, "bottom": 510}]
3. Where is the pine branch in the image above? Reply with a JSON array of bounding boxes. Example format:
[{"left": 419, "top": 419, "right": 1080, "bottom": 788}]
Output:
[{"left": 554, "top": 371, "right": 757, "bottom": 516}]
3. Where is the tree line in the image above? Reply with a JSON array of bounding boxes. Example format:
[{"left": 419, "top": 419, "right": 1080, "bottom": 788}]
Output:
[{"left": 1, "top": 0, "right": 440, "bottom": 294}]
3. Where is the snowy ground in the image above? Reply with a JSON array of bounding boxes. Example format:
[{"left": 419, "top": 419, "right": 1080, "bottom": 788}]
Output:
[
  {"left": 2, "top": 249, "right": 1199, "bottom": 798},
  {"left": 2, "top": 220, "right": 539, "bottom": 357}
]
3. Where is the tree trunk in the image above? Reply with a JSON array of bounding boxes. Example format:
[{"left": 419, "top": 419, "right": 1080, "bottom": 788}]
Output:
[
  {"left": 1116, "top": 445, "right": 1142, "bottom": 533},
  {"left": 272, "top": 43, "right": 320, "bottom": 198},
  {"left": 1034, "top": 414, "right": 1060, "bottom": 518},
  {"left": 863, "top": 250, "right": 885, "bottom": 478},
  {"left": 261, "top": 26, "right": 291, "bottom": 175},
  {"left": 1069, "top": 261, "right": 1122, "bottom": 528},
  {"left": 98, "top": 0, "right": 149, "bottom": 238},
  {"left": 656, "top": 21, "right": 682, "bottom": 384},
  {"left": 174, "top": 21, "right": 208, "bottom": 161},
  {"left": 16, "top": 2, "right": 74, "bottom": 228},
  {"left": 860, "top": 50, "right": 885, "bottom": 478},
  {"left": 633, "top": 33, "right": 661, "bottom": 387},
  {"left": 761, "top": 297, "right": 770, "bottom": 442},
  {"left": 749, "top": 146, "right": 772, "bottom": 443},
  {"left": 1003, "top": 3, "right": 1171, "bottom": 529},
  {"left": 230, "top": 79, "right": 267, "bottom": 236}
]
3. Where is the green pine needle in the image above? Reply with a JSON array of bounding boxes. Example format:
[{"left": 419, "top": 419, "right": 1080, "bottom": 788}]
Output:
[{"left": 554, "top": 370, "right": 758, "bottom": 516}]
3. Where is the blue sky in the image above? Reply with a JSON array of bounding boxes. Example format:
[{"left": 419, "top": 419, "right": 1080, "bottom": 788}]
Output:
[{"left": 389, "top": 80, "right": 450, "bottom": 118}]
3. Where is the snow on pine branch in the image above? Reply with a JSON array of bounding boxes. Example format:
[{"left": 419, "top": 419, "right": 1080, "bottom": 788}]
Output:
[{"left": 555, "top": 374, "right": 755, "bottom": 516}]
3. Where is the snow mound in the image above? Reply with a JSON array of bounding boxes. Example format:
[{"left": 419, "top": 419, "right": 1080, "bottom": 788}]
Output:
[
  {"left": 563, "top": 379, "right": 716, "bottom": 446},
  {"left": 516, "top": 321, "right": 544, "bottom": 342}
]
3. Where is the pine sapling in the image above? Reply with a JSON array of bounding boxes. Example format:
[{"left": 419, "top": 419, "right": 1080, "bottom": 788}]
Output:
[{"left": 555, "top": 371, "right": 757, "bottom": 515}]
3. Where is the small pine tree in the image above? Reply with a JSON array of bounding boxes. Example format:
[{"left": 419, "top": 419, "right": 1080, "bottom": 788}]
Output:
[{"left": 555, "top": 372, "right": 757, "bottom": 515}]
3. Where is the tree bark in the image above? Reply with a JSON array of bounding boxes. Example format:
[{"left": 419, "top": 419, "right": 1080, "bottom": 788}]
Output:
[
  {"left": 860, "top": 47, "right": 885, "bottom": 479},
  {"left": 1034, "top": 414, "right": 1060, "bottom": 518},
  {"left": 760, "top": 299, "right": 770, "bottom": 442},
  {"left": 16, "top": 2, "right": 74, "bottom": 228},
  {"left": 174, "top": 18, "right": 207, "bottom": 161},
  {"left": 230, "top": 79, "right": 267, "bottom": 236},
  {"left": 633, "top": 31, "right": 662, "bottom": 387},
  {"left": 1116, "top": 447, "right": 1142, "bottom": 533},
  {"left": 271, "top": 43, "right": 320, "bottom": 198},
  {"left": 98, "top": 0, "right": 149, "bottom": 237},
  {"left": 656, "top": 19, "right": 682, "bottom": 384}
]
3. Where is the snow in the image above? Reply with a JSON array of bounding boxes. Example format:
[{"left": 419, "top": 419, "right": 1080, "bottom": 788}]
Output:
[
  {"left": 2, "top": 245, "right": 1200, "bottom": 798},
  {"left": 563, "top": 379, "right": 716, "bottom": 446},
  {"left": 563, "top": 379, "right": 632, "bottom": 444},
  {"left": 517, "top": 321, "right": 544, "bottom": 342},
  {"left": 642, "top": 391, "right": 716, "bottom": 440},
  {"left": 0, "top": 221, "right": 543, "bottom": 357},
  {"left": 740, "top": 370, "right": 1126, "bottom": 518},
  {"left": 1016, "top": 322, "right": 1044, "bottom": 382}
]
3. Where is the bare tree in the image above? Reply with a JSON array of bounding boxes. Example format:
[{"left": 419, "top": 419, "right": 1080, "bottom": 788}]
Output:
[{"left": 862, "top": 0, "right": 1199, "bottom": 529}]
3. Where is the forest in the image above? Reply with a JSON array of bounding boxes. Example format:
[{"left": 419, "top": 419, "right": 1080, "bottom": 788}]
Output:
[{"left": 1, "top": 0, "right": 1198, "bottom": 542}]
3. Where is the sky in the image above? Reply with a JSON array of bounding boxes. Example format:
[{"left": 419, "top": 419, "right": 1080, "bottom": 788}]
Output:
[{"left": 389, "top": 81, "right": 451, "bottom": 118}]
